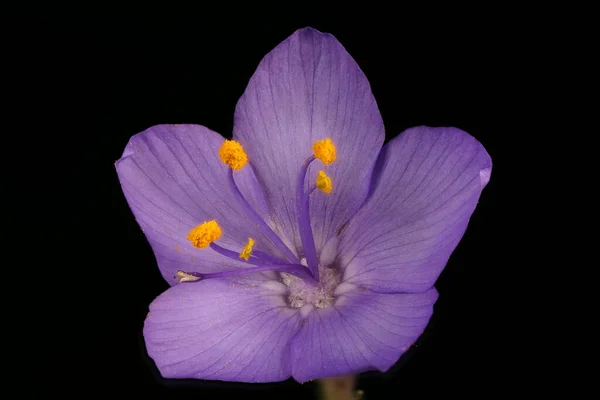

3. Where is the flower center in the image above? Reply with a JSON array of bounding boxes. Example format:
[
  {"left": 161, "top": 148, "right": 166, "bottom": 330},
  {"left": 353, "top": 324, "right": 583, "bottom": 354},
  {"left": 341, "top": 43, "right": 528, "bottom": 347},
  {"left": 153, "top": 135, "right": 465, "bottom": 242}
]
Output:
[
  {"left": 282, "top": 265, "right": 341, "bottom": 309},
  {"left": 178, "top": 138, "right": 337, "bottom": 291}
]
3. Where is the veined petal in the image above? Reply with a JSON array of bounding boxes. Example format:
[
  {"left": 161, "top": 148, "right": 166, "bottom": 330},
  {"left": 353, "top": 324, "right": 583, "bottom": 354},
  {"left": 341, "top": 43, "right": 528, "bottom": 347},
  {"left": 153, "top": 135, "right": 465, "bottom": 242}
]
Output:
[
  {"left": 290, "top": 288, "right": 438, "bottom": 382},
  {"left": 144, "top": 279, "right": 301, "bottom": 382},
  {"left": 115, "top": 124, "right": 272, "bottom": 285},
  {"left": 339, "top": 126, "right": 492, "bottom": 293},
  {"left": 233, "top": 27, "right": 384, "bottom": 254}
]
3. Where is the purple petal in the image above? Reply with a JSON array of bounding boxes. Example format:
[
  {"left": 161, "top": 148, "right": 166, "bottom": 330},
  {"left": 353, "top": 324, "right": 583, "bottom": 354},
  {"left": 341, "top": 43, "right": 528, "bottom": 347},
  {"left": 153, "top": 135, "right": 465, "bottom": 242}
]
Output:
[
  {"left": 115, "top": 124, "right": 273, "bottom": 285},
  {"left": 144, "top": 279, "right": 301, "bottom": 382},
  {"left": 338, "top": 126, "right": 492, "bottom": 293},
  {"left": 290, "top": 288, "right": 438, "bottom": 382},
  {"left": 233, "top": 27, "right": 384, "bottom": 254}
]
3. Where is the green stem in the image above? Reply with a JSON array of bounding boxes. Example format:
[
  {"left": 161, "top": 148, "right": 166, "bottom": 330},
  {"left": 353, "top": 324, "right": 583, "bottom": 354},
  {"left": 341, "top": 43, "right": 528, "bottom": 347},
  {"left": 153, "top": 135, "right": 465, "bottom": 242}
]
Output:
[{"left": 318, "top": 375, "right": 362, "bottom": 400}]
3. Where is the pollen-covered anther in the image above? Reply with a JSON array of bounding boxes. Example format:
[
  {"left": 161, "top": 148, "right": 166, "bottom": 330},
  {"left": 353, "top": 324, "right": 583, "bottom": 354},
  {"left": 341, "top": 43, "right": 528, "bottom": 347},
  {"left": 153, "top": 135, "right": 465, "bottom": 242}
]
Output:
[
  {"left": 316, "top": 170, "right": 332, "bottom": 194},
  {"left": 187, "top": 219, "right": 222, "bottom": 248},
  {"left": 312, "top": 138, "right": 336, "bottom": 165},
  {"left": 175, "top": 270, "right": 202, "bottom": 283},
  {"left": 239, "top": 238, "right": 255, "bottom": 261},
  {"left": 219, "top": 140, "right": 248, "bottom": 170}
]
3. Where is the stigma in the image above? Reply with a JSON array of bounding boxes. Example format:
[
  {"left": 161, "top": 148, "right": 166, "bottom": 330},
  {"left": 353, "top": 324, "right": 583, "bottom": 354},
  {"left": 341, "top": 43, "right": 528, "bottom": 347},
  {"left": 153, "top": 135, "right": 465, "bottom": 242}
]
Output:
[
  {"left": 219, "top": 140, "right": 248, "bottom": 170},
  {"left": 239, "top": 238, "right": 255, "bottom": 261},
  {"left": 316, "top": 170, "right": 332, "bottom": 194},
  {"left": 312, "top": 138, "right": 336, "bottom": 165},
  {"left": 187, "top": 220, "right": 222, "bottom": 248}
]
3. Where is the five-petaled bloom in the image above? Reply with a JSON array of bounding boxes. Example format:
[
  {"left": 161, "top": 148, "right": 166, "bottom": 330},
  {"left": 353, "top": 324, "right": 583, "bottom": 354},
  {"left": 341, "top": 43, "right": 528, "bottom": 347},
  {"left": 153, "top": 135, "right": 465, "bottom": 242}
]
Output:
[{"left": 116, "top": 27, "right": 491, "bottom": 383}]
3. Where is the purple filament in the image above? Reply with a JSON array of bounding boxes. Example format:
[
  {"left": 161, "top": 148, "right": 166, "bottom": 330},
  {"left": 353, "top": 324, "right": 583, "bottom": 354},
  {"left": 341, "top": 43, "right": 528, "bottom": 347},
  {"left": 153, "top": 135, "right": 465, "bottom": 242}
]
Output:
[
  {"left": 251, "top": 249, "right": 291, "bottom": 265},
  {"left": 296, "top": 155, "right": 320, "bottom": 280},
  {"left": 210, "top": 242, "right": 292, "bottom": 267},
  {"left": 182, "top": 264, "right": 317, "bottom": 283},
  {"left": 228, "top": 169, "right": 300, "bottom": 264}
]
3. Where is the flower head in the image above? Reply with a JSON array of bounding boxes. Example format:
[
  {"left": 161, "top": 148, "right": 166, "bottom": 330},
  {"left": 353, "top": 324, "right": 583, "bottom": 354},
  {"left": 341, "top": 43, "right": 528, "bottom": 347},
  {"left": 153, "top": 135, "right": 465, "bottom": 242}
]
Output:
[{"left": 116, "top": 27, "right": 491, "bottom": 383}]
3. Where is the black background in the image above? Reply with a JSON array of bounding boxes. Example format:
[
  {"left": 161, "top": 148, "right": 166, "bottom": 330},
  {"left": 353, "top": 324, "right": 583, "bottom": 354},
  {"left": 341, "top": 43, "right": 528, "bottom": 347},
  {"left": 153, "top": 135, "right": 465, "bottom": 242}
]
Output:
[{"left": 54, "top": 6, "right": 522, "bottom": 398}]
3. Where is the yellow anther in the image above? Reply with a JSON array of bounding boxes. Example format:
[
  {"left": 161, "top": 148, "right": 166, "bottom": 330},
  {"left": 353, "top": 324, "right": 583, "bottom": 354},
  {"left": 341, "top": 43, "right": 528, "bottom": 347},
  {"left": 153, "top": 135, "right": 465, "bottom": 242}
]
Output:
[
  {"left": 175, "top": 270, "right": 202, "bottom": 283},
  {"left": 239, "top": 238, "right": 255, "bottom": 261},
  {"left": 313, "top": 138, "right": 336, "bottom": 165},
  {"left": 316, "top": 170, "right": 332, "bottom": 194},
  {"left": 219, "top": 140, "right": 248, "bottom": 170},
  {"left": 187, "top": 219, "right": 222, "bottom": 248}
]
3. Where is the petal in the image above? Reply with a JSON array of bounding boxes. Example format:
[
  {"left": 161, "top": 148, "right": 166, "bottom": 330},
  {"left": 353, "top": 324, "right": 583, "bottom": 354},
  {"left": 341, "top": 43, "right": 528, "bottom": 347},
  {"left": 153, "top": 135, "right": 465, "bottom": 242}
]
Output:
[
  {"left": 144, "top": 279, "right": 301, "bottom": 382},
  {"left": 290, "top": 288, "right": 438, "bottom": 382},
  {"left": 338, "top": 126, "right": 492, "bottom": 293},
  {"left": 116, "top": 124, "right": 273, "bottom": 285},
  {"left": 233, "top": 27, "right": 384, "bottom": 254}
]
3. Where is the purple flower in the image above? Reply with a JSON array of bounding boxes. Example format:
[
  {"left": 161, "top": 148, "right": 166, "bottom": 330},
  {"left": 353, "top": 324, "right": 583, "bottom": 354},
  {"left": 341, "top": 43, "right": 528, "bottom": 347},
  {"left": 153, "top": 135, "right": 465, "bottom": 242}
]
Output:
[{"left": 116, "top": 27, "right": 491, "bottom": 383}]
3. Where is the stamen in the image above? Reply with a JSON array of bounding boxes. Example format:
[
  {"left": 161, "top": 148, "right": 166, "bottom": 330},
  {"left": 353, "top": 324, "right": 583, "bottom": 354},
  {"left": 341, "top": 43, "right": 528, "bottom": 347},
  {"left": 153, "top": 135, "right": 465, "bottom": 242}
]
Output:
[
  {"left": 227, "top": 169, "right": 301, "bottom": 265},
  {"left": 187, "top": 220, "right": 222, "bottom": 248},
  {"left": 176, "top": 263, "right": 316, "bottom": 283},
  {"left": 239, "top": 238, "right": 255, "bottom": 261},
  {"left": 187, "top": 221, "right": 289, "bottom": 267},
  {"left": 316, "top": 170, "right": 332, "bottom": 194},
  {"left": 296, "top": 155, "right": 319, "bottom": 279},
  {"left": 211, "top": 242, "right": 260, "bottom": 266},
  {"left": 219, "top": 140, "right": 248, "bottom": 170},
  {"left": 313, "top": 138, "right": 336, "bottom": 165},
  {"left": 188, "top": 139, "right": 341, "bottom": 286}
]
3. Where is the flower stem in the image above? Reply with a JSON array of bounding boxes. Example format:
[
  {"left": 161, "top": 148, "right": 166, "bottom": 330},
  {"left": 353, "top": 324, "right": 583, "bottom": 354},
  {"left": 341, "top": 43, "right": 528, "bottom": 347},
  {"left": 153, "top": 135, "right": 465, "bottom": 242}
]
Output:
[{"left": 318, "top": 375, "right": 361, "bottom": 400}]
